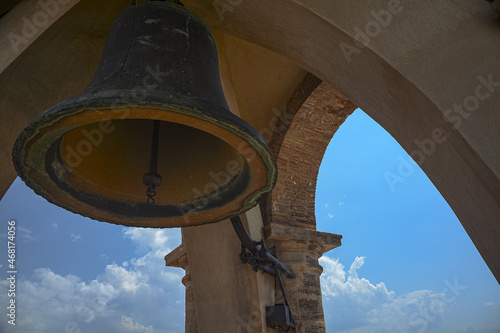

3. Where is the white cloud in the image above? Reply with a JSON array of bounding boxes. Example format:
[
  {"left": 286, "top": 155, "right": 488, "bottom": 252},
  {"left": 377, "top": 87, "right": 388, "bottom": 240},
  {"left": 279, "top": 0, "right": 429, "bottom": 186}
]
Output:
[
  {"left": 100, "top": 264, "right": 147, "bottom": 293},
  {"left": 320, "top": 256, "right": 450, "bottom": 333},
  {"left": 328, "top": 213, "right": 334, "bottom": 219},
  {"left": 5, "top": 225, "right": 493, "bottom": 333},
  {"left": 124, "top": 228, "right": 179, "bottom": 254},
  {"left": 121, "top": 316, "right": 154, "bottom": 332},
  {"left": 0, "top": 228, "right": 185, "bottom": 333},
  {"left": 484, "top": 297, "right": 500, "bottom": 307},
  {"left": 455, "top": 327, "right": 500, "bottom": 333},
  {"left": 70, "top": 233, "right": 82, "bottom": 242}
]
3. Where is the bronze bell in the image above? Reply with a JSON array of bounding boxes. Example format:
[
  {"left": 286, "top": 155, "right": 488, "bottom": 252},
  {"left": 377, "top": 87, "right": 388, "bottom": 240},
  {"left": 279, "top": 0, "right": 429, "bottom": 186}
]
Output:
[{"left": 12, "top": 2, "right": 277, "bottom": 228}]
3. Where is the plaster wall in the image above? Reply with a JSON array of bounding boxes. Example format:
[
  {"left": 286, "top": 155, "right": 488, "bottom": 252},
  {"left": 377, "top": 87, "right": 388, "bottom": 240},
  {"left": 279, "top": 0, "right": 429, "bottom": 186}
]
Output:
[{"left": 185, "top": 0, "right": 500, "bottom": 282}]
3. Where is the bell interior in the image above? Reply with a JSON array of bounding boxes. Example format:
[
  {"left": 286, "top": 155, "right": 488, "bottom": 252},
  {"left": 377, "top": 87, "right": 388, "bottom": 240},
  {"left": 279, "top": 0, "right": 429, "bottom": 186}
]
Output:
[{"left": 46, "top": 118, "right": 249, "bottom": 217}]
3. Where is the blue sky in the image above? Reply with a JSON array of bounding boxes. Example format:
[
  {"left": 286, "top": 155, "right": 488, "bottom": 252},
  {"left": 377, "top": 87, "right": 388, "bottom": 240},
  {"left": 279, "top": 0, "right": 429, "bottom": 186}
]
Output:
[
  {"left": 0, "top": 109, "right": 499, "bottom": 332},
  {"left": 316, "top": 110, "right": 500, "bottom": 333}
]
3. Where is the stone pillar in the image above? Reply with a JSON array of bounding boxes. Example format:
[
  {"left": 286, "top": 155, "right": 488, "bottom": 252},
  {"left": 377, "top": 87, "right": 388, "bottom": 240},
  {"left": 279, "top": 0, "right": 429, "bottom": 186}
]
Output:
[
  {"left": 264, "top": 223, "right": 342, "bottom": 333},
  {"left": 177, "top": 206, "right": 276, "bottom": 333},
  {"left": 165, "top": 244, "right": 198, "bottom": 333}
]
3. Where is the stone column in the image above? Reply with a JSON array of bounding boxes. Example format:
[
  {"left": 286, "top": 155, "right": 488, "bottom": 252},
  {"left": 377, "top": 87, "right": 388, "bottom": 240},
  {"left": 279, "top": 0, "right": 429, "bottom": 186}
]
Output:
[
  {"left": 173, "top": 206, "right": 276, "bottom": 333},
  {"left": 264, "top": 223, "right": 342, "bottom": 333},
  {"left": 165, "top": 244, "right": 198, "bottom": 333}
]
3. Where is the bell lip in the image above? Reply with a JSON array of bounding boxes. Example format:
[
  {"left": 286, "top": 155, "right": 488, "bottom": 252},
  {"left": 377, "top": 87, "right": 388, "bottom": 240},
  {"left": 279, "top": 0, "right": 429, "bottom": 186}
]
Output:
[{"left": 12, "top": 93, "right": 277, "bottom": 228}]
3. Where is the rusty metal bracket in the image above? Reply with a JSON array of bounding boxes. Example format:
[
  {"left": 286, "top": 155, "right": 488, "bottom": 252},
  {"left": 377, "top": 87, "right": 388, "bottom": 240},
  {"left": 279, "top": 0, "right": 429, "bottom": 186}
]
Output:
[
  {"left": 230, "top": 215, "right": 296, "bottom": 331},
  {"left": 230, "top": 216, "right": 295, "bottom": 279}
]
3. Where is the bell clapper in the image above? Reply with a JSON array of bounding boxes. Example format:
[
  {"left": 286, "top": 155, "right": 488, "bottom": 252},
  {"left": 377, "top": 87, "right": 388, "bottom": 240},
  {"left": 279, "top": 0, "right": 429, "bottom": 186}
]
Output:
[{"left": 143, "top": 120, "right": 162, "bottom": 204}]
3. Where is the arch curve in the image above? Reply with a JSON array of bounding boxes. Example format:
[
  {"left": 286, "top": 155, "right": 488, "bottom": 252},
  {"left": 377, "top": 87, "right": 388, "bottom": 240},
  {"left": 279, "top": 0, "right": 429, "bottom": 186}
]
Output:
[
  {"left": 188, "top": 0, "right": 500, "bottom": 281},
  {"left": 1, "top": 0, "right": 498, "bottom": 282},
  {"left": 260, "top": 77, "right": 356, "bottom": 230}
]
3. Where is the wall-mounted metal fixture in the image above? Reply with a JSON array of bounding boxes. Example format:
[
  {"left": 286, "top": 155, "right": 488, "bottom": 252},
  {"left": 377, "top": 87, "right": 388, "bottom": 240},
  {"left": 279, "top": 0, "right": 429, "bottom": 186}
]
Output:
[{"left": 230, "top": 216, "right": 296, "bottom": 331}]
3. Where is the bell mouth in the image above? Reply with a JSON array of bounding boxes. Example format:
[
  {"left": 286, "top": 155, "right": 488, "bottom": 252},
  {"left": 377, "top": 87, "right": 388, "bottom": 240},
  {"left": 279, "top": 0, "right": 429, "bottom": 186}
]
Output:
[
  {"left": 13, "top": 100, "right": 276, "bottom": 228},
  {"left": 12, "top": 0, "right": 277, "bottom": 228}
]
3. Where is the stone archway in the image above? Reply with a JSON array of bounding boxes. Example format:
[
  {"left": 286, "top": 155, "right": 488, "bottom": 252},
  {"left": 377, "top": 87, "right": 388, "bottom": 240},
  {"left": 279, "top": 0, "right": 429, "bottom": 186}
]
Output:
[
  {"left": 261, "top": 77, "right": 357, "bottom": 230},
  {"left": 1, "top": 0, "right": 499, "bottom": 282},
  {"left": 184, "top": 0, "right": 500, "bottom": 283},
  {"left": 260, "top": 77, "right": 356, "bottom": 332},
  {"left": 1, "top": 2, "right": 499, "bottom": 331}
]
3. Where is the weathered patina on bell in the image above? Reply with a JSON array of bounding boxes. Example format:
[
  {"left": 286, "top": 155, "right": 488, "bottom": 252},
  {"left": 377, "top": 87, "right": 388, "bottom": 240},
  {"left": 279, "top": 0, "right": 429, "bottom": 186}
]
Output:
[{"left": 12, "top": 2, "right": 277, "bottom": 228}]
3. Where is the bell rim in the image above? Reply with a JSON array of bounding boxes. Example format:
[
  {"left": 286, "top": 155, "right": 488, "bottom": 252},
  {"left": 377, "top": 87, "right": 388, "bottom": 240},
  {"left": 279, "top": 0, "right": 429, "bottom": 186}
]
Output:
[
  {"left": 13, "top": 93, "right": 277, "bottom": 228},
  {"left": 12, "top": 0, "right": 277, "bottom": 228}
]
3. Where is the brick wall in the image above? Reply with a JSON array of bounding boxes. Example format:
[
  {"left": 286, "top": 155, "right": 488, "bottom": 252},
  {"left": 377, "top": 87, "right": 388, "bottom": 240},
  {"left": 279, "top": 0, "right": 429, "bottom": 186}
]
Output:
[{"left": 261, "top": 78, "right": 356, "bottom": 229}]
